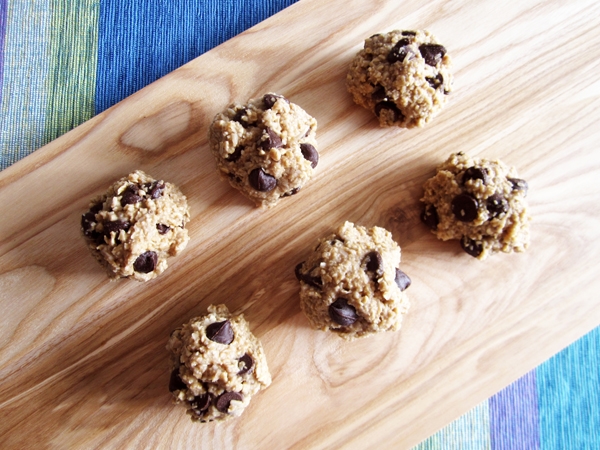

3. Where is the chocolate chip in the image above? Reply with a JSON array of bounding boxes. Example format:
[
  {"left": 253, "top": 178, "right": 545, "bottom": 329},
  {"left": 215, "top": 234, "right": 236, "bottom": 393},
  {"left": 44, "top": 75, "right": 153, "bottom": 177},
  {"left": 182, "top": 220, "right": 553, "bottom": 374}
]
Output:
[
  {"left": 145, "top": 181, "right": 165, "bottom": 199},
  {"left": 294, "top": 262, "right": 305, "bottom": 281},
  {"left": 168, "top": 369, "right": 186, "bottom": 392},
  {"left": 329, "top": 298, "right": 358, "bottom": 327},
  {"left": 421, "top": 204, "right": 439, "bottom": 230},
  {"left": 263, "top": 93, "right": 287, "bottom": 109},
  {"left": 371, "top": 84, "right": 388, "bottom": 103},
  {"left": 282, "top": 187, "right": 300, "bottom": 197},
  {"left": 249, "top": 168, "right": 277, "bottom": 192},
  {"left": 237, "top": 353, "right": 254, "bottom": 375},
  {"left": 206, "top": 320, "right": 234, "bottom": 345},
  {"left": 300, "top": 269, "right": 323, "bottom": 289},
  {"left": 133, "top": 251, "right": 158, "bottom": 273},
  {"left": 191, "top": 393, "right": 212, "bottom": 415},
  {"left": 387, "top": 38, "right": 411, "bottom": 63},
  {"left": 395, "top": 269, "right": 411, "bottom": 291},
  {"left": 227, "top": 146, "right": 243, "bottom": 162},
  {"left": 486, "top": 193, "right": 508, "bottom": 218},
  {"left": 369, "top": 33, "right": 382, "bottom": 39},
  {"left": 300, "top": 143, "right": 319, "bottom": 168},
  {"left": 120, "top": 185, "right": 142, "bottom": 206},
  {"left": 81, "top": 212, "right": 97, "bottom": 236},
  {"left": 508, "top": 177, "right": 528, "bottom": 196},
  {"left": 156, "top": 223, "right": 170, "bottom": 234},
  {"left": 463, "top": 167, "right": 489, "bottom": 185},
  {"left": 452, "top": 194, "right": 479, "bottom": 222},
  {"left": 363, "top": 251, "right": 383, "bottom": 276},
  {"left": 232, "top": 108, "right": 248, "bottom": 126},
  {"left": 103, "top": 220, "right": 131, "bottom": 235},
  {"left": 461, "top": 236, "right": 483, "bottom": 257},
  {"left": 426, "top": 73, "right": 444, "bottom": 89},
  {"left": 402, "top": 30, "right": 417, "bottom": 36},
  {"left": 419, "top": 44, "right": 446, "bottom": 66},
  {"left": 260, "top": 128, "right": 283, "bottom": 150},
  {"left": 374, "top": 101, "right": 405, "bottom": 122},
  {"left": 90, "top": 202, "right": 103, "bottom": 213},
  {"left": 215, "top": 391, "right": 243, "bottom": 414}
]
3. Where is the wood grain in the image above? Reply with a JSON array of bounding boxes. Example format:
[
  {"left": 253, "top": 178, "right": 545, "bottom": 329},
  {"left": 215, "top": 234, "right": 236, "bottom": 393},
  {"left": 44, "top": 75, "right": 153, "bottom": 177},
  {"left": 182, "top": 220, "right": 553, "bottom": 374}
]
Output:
[{"left": 1, "top": 0, "right": 600, "bottom": 448}]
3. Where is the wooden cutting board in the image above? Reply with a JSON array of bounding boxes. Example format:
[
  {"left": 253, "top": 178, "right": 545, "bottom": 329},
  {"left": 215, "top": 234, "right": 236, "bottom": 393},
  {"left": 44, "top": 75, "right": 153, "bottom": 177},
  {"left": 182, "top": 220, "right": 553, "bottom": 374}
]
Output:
[{"left": 1, "top": 0, "right": 600, "bottom": 448}]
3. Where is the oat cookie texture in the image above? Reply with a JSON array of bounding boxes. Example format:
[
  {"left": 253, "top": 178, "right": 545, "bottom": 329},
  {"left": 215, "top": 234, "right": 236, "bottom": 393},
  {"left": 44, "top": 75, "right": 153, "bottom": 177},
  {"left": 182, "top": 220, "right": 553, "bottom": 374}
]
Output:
[
  {"left": 346, "top": 29, "right": 452, "bottom": 127},
  {"left": 296, "top": 221, "right": 411, "bottom": 340},
  {"left": 209, "top": 93, "right": 319, "bottom": 208},
  {"left": 80, "top": 170, "right": 190, "bottom": 281},
  {"left": 167, "top": 304, "right": 272, "bottom": 422},
  {"left": 420, "top": 152, "right": 531, "bottom": 259}
]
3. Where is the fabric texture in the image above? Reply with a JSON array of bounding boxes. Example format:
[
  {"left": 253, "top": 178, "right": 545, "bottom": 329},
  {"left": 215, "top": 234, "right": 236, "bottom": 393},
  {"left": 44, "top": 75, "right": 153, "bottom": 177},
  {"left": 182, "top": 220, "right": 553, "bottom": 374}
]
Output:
[{"left": 0, "top": 1, "right": 598, "bottom": 448}]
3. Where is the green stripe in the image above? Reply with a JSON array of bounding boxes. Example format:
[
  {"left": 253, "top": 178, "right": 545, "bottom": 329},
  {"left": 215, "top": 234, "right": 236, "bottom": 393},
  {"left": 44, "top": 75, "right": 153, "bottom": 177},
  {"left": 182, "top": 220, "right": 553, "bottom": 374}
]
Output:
[
  {"left": 413, "top": 400, "right": 491, "bottom": 450},
  {"left": 43, "top": 0, "right": 99, "bottom": 144}
]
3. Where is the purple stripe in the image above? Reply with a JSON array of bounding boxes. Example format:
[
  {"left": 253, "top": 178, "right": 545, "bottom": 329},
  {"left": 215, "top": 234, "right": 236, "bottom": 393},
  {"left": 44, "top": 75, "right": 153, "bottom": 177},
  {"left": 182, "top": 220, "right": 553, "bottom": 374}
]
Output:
[
  {"left": 0, "top": 0, "right": 7, "bottom": 105},
  {"left": 490, "top": 370, "right": 540, "bottom": 450}
]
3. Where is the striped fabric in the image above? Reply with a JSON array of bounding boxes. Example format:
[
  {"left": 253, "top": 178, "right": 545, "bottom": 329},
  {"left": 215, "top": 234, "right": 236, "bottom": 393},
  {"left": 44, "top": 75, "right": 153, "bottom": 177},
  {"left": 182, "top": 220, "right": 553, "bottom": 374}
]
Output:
[{"left": 0, "top": 1, "right": 598, "bottom": 448}]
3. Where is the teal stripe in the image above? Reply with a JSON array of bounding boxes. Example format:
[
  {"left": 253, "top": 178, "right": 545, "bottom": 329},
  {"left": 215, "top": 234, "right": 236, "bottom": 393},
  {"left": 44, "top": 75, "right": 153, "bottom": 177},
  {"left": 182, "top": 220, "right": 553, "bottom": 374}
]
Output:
[
  {"left": 43, "top": 0, "right": 99, "bottom": 144},
  {"left": 537, "top": 327, "right": 600, "bottom": 450},
  {"left": 413, "top": 401, "right": 491, "bottom": 450},
  {"left": 0, "top": 0, "right": 52, "bottom": 169}
]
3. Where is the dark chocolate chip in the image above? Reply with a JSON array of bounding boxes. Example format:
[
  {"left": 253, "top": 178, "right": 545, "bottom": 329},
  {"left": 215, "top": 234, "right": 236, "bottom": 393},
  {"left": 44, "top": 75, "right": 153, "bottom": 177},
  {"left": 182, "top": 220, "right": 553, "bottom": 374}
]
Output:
[
  {"left": 294, "top": 262, "right": 305, "bottom": 281},
  {"left": 508, "top": 177, "right": 528, "bottom": 196},
  {"left": 402, "top": 30, "right": 417, "bottom": 36},
  {"left": 133, "top": 251, "right": 158, "bottom": 273},
  {"left": 371, "top": 84, "right": 388, "bottom": 103},
  {"left": 387, "top": 38, "right": 411, "bottom": 64},
  {"left": 191, "top": 393, "right": 212, "bottom": 415},
  {"left": 263, "top": 93, "right": 287, "bottom": 109},
  {"left": 426, "top": 73, "right": 444, "bottom": 89},
  {"left": 121, "top": 185, "right": 142, "bottom": 206},
  {"left": 282, "top": 187, "right": 300, "bottom": 197},
  {"left": 169, "top": 369, "right": 186, "bottom": 392},
  {"left": 369, "top": 33, "right": 382, "bottom": 39},
  {"left": 146, "top": 181, "right": 165, "bottom": 199},
  {"left": 421, "top": 204, "right": 439, "bottom": 230},
  {"left": 329, "top": 298, "right": 358, "bottom": 327},
  {"left": 215, "top": 392, "right": 243, "bottom": 414},
  {"left": 452, "top": 194, "right": 479, "bottom": 222},
  {"left": 232, "top": 108, "right": 248, "bottom": 126},
  {"left": 463, "top": 167, "right": 489, "bottom": 185},
  {"left": 363, "top": 251, "right": 383, "bottom": 276},
  {"left": 249, "top": 168, "right": 277, "bottom": 192},
  {"left": 461, "top": 236, "right": 483, "bottom": 258},
  {"left": 103, "top": 220, "right": 131, "bottom": 235},
  {"left": 156, "top": 223, "right": 170, "bottom": 234},
  {"left": 374, "top": 101, "right": 405, "bottom": 122},
  {"left": 260, "top": 127, "right": 283, "bottom": 150},
  {"left": 419, "top": 44, "right": 446, "bottom": 66},
  {"left": 90, "top": 202, "right": 103, "bottom": 213},
  {"left": 206, "top": 320, "right": 234, "bottom": 345},
  {"left": 300, "top": 143, "right": 319, "bottom": 168},
  {"left": 486, "top": 193, "right": 508, "bottom": 218},
  {"left": 302, "top": 272, "right": 323, "bottom": 289},
  {"left": 237, "top": 353, "right": 254, "bottom": 375},
  {"left": 395, "top": 269, "right": 411, "bottom": 291},
  {"left": 81, "top": 212, "right": 97, "bottom": 236},
  {"left": 227, "top": 146, "right": 243, "bottom": 162}
]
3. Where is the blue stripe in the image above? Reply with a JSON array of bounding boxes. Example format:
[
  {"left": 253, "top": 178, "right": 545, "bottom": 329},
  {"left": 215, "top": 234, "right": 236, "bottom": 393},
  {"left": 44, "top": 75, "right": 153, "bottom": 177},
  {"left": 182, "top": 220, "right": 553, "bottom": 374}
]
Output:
[
  {"left": 0, "top": 0, "right": 8, "bottom": 107},
  {"left": 0, "top": 0, "right": 53, "bottom": 170},
  {"left": 95, "top": 0, "right": 299, "bottom": 114},
  {"left": 537, "top": 326, "right": 600, "bottom": 450}
]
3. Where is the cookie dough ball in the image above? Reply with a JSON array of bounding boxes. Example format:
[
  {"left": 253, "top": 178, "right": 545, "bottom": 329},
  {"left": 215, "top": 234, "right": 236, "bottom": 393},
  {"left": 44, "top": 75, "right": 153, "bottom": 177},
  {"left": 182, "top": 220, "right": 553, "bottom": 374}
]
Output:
[
  {"left": 209, "top": 93, "right": 319, "bottom": 208},
  {"left": 420, "top": 152, "right": 531, "bottom": 259},
  {"left": 80, "top": 170, "right": 190, "bottom": 281},
  {"left": 295, "top": 221, "right": 411, "bottom": 340},
  {"left": 167, "top": 304, "right": 272, "bottom": 423},
  {"left": 346, "top": 29, "right": 452, "bottom": 128}
]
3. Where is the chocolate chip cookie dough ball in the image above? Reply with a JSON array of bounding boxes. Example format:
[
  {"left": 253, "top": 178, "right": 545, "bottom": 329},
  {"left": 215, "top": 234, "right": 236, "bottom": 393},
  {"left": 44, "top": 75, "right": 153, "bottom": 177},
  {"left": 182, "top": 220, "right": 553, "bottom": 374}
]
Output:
[
  {"left": 420, "top": 152, "right": 531, "bottom": 259},
  {"left": 167, "top": 304, "right": 272, "bottom": 422},
  {"left": 346, "top": 29, "right": 452, "bottom": 128},
  {"left": 80, "top": 170, "right": 190, "bottom": 281},
  {"left": 209, "top": 93, "right": 319, "bottom": 208},
  {"left": 295, "top": 221, "right": 411, "bottom": 340}
]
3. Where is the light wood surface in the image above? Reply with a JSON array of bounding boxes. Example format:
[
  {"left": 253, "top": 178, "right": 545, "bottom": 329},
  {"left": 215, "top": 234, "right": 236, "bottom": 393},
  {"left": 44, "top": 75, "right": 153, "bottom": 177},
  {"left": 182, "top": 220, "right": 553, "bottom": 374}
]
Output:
[{"left": 1, "top": 0, "right": 600, "bottom": 448}]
